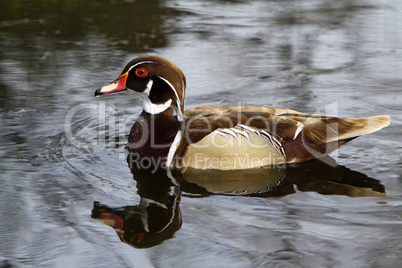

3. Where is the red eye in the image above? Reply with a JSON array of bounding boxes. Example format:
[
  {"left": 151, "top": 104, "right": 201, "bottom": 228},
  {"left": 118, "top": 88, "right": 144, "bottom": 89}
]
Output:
[
  {"left": 130, "top": 233, "right": 144, "bottom": 243},
  {"left": 135, "top": 68, "right": 148, "bottom": 77}
]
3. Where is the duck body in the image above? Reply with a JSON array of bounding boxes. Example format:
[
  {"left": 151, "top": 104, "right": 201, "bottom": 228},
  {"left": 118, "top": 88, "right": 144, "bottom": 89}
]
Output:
[{"left": 95, "top": 55, "right": 390, "bottom": 170}]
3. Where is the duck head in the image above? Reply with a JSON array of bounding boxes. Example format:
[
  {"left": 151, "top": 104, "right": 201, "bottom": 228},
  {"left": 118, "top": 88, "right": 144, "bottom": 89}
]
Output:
[{"left": 95, "top": 55, "right": 186, "bottom": 121}]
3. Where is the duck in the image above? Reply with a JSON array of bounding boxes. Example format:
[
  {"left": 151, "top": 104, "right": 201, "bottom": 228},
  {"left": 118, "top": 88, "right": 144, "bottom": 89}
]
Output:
[{"left": 95, "top": 55, "right": 390, "bottom": 170}]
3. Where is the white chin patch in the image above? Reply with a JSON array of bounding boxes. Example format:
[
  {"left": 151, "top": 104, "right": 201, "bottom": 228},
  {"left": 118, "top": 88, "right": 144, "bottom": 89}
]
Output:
[{"left": 136, "top": 79, "right": 173, "bottom": 115}]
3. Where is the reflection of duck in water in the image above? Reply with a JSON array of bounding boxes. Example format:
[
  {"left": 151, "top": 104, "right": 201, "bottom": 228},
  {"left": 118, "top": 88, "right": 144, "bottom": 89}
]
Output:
[
  {"left": 95, "top": 55, "right": 390, "bottom": 170},
  {"left": 174, "top": 156, "right": 385, "bottom": 198},
  {"left": 92, "top": 168, "right": 182, "bottom": 248},
  {"left": 92, "top": 156, "right": 385, "bottom": 248}
]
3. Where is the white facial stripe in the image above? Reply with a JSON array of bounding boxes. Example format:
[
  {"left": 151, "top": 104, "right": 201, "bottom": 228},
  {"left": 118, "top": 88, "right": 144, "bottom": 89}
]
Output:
[
  {"left": 127, "top": 61, "right": 158, "bottom": 72},
  {"left": 174, "top": 107, "right": 185, "bottom": 122},
  {"left": 157, "top": 75, "right": 185, "bottom": 121},
  {"left": 157, "top": 76, "right": 181, "bottom": 105}
]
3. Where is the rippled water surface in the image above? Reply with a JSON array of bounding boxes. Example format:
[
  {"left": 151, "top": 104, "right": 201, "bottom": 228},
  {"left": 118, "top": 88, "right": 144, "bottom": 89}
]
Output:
[{"left": 1, "top": 0, "right": 401, "bottom": 267}]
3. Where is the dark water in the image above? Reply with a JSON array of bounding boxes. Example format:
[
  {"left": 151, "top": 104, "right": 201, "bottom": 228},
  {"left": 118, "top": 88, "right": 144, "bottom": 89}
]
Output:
[{"left": 1, "top": 0, "right": 401, "bottom": 267}]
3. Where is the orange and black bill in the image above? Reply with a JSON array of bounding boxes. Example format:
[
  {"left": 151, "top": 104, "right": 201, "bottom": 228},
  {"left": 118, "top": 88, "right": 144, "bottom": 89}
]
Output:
[{"left": 95, "top": 72, "right": 128, "bottom": 96}]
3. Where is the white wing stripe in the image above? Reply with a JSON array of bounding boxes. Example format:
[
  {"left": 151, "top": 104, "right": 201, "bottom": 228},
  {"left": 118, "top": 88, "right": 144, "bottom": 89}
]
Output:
[
  {"left": 218, "top": 128, "right": 237, "bottom": 138},
  {"left": 237, "top": 124, "right": 256, "bottom": 132},
  {"left": 261, "top": 130, "right": 282, "bottom": 151},
  {"left": 293, "top": 123, "right": 304, "bottom": 140},
  {"left": 215, "top": 125, "right": 285, "bottom": 157}
]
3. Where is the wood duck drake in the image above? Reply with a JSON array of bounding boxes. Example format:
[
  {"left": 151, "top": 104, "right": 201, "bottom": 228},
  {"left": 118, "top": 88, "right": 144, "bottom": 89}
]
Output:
[{"left": 95, "top": 55, "right": 390, "bottom": 170}]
